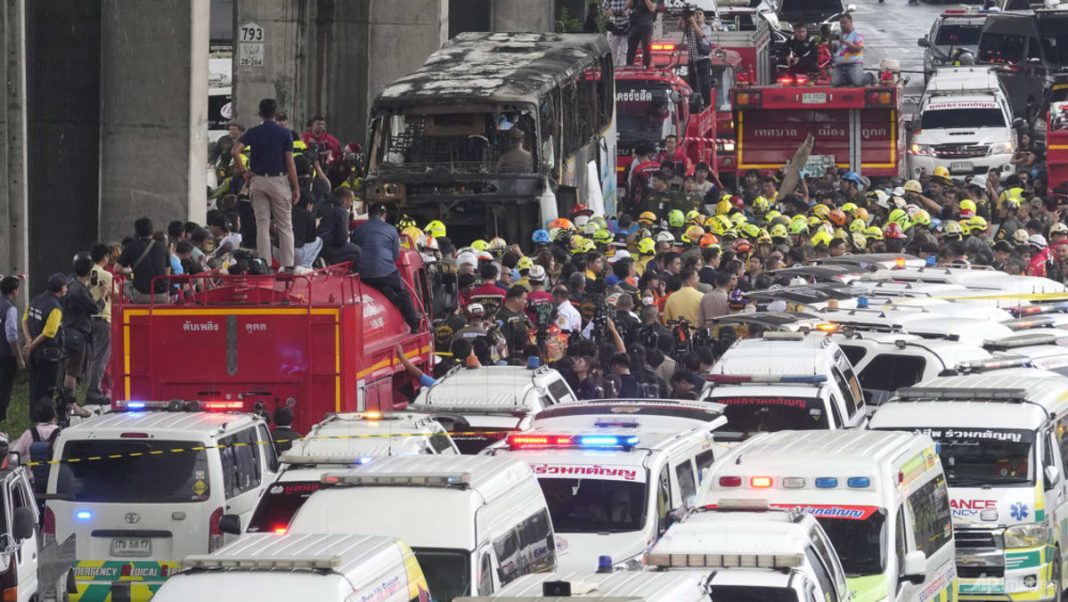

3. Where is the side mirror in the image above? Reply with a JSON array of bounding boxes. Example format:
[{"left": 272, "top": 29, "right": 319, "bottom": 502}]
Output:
[
  {"left": 1046, "top": 465, "right": 1061, "bottom": 489},
  {"left": 12, "top": 507, "right": 34, "bottom": 542},
  {"left": 541, "top": 137, "right": 555, "bottom": 170},
  {"left": 917, "top": 37, "right": 930, "bottom": 48},
  {"left": 900, "top": 550, "right": 927, "bottom": 585},
  {"left": 218, "top": 513, "right": 242, "bottom": 536}
]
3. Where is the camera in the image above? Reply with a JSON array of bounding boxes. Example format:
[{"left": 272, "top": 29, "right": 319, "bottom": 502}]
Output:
[{"left": 676, "top": 1, "right": 700, "bottom": 19}]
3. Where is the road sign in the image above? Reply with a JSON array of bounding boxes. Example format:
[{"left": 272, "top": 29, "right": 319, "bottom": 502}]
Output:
[{"left": 238, "top": 22, "right": 265, "bottom": 68}]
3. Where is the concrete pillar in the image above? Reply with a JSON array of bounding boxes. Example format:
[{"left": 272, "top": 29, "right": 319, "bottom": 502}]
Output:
[
  {"left": 492, "top": 0, "right": 554, "bottom": 32},
  {"left": 98, "top": 0, "right": 209, "bottom": 242},
  {"left": 0, "top": 0, "right": 27, "bottom": 283},
  {"left": 230, "top": 0, "right": 309, "bottom": 129}
]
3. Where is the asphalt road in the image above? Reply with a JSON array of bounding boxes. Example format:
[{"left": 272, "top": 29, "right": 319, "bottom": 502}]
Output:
[{"left": 33, "top": 4, "right": 953, "bottom": 599}]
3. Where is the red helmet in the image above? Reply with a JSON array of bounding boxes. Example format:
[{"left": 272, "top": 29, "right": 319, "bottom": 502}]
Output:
[
  {"left": 570, "top": 204, "right": 594, "bottom": 217},
  {"left": 731, "top": 195, "right": 745, "bottom": 209},
  {"left": 884, "top": 222, "right": 907, "bottom": 240},
  {"left": 732, "top": 239, "right": 753, "bottom": 254}
]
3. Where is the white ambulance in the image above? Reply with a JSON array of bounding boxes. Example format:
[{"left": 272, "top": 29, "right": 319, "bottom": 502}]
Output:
[
  {"left": 699, "top": 430, "right": 958, "bottom": 601},
  {"left": 869, "top": 370, "right": 1068, "bottom": 601},
  {"left": 483, "top": 400, "right": 727, "bottom": 571},
  {"left": 457, "top": 570, "right": 711, "bottom": 601}
]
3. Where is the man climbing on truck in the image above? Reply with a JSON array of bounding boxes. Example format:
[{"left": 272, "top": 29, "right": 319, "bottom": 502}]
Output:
[{"left": 351, "top": 203, "right": 422, "bottom": 332}]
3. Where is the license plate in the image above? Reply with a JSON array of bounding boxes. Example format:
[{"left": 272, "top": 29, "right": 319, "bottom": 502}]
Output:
[
  {"left": 801, "top": 93, "right": 827, "bottom": 104},
  {"left": 110, "top": 538, "right": 151, "bottom": 557},
  {"left": 949, "top": 161, "right": 973, "bottom": 173}
]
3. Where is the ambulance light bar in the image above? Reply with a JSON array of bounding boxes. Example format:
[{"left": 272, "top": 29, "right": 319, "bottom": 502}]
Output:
[
  {"left": 645, "top": 552, "right": 803, "bottom": 570},
  {"left": 116, "top": 399, "right": 244, "bottom": 412},
  {"left": 761, "top": 331, "right": 806, "bottom": 341},
  {"left": 897, "top": 387, "right": 1028, "bottom": 402},
  {"left": 954, "top": 356, "right": 1031, "bottom": 373},
  {"left": 321, "top": 471, "right": 472, "bottom": 489},
  {"left": 984, "top": 333, "right": 1059, "bottom": 349},
  {"left": 506, "top": 433, "right": 639, "bottom": 451},
  {"left": 280, "top": 454, "right": 375, "bottom": 466},
  {"left": 718, "top": 475, "right": 871, "bottom": 489},
  {"left": 184, "top": 555, "right": 343, "bottom": 571},
  {"left": 1009, "top": 302, "right": 1068, "bottom": 316},
  {"left": 1003, "top": 316, "right": 1056, "bottom": 331},
  {"left": 705, "top": 374, "right": 827, "bottom": 384}
]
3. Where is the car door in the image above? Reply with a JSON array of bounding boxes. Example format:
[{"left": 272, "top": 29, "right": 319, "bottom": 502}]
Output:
[
  {"left": 219, "top": 427, "right": 266, "bottom": 530},
  {"left": 10, "top": 476, "right": 37, "bottom": 601},
  {"left": 1044, "top": 424, "right": 1068, "bottom": 573}
]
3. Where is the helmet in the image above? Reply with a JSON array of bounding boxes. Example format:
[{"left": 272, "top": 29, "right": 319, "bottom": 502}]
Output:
[
  {"left": 682, "top": 225, "right": 705, "bottom": 244},
  {"left": 686, "top": 210, "right": 703, "bottom": 225},
  {"left": 528, "top": 265, "right": 547, "bottom": 282},
  {"left": 401, "top": 226, "right": 423, "bottom": 248},
  {"left": 699, "top": 233, "right": 720, "bottom": 248},
  {"left": 807, "top": 215, "right": 823, "bottom": 228},
  {"left": 419, "top": 236, "right": 439, "bottom": 252},
  {"left": 833, "top": 228, "right": 848, "bottom": 240},
  {"left": 531, "top": 229, "right": 550, "bottom": 245},
  {"left": 852, "top": 232, "right": 868, "bottom": 250},
  {"left": 637, "top": 237, "right": 656, "bottom": 255},
  {"left": 757, "top": 229, "right": 772, "bottom": 244},
  {"left": 932, "top": 165, "right": 951, "bottom": 180},
  {"left": 903, "top": 179, "right": 923, "bottom": 194},
  {"left": 569, "top": 235, "right": 587, "bottom": 251},
  {"left": 552, "top": 228, "right": 571, "bottom": 242},
  {"left": 548, "top": 217, "right": 575, "bottom": 230},
  {"left": 593, "top": 229, "right": 613, "bottom": 244},
  {"left": 853, "top": 207, "right": 870, "bottom": 223},
  {"left": 1012, "top": 228, "right": 1030, "bottom": 245},
  {"left": 668, "top": 209, "right": 686, "bottom": 228},
  {"left": 730, "top": 213, "right": 748, "bottom": 226},
  {"left": 849, "top": 218, "right": 866, "bottom": 233},
  {"left": 397, "top": 214, "right": 418, "bottom": 230},
  {"left": 770, "top": 223, "right": 789, "bottom": 239},
  {"left": 741, "top": 223, "right": 761, "bottom": 239},
  {"left": 1051, "top": 222, "right": 1068, "bottom": 235},
  {"left": 888, "top": 208, "right": 908, "bottom": 225},
  {"left": 841, "top": 202, "right": 858, "bottom": 214},
  {"left": 488, "top": 237, "right": 507, "bottom": 253},
  {"left": 517, "top": 256, "right": 534, "bottom": 271},
  {"left": 789, "top": 220, "right": 810, "bottom": 235},
  {"left": 753, "top": 196, "right": 770, "bottom": 214},
  {"left": 570, "top": 204, "right": 593, "bottom": 218},
  {"left": 943, "top": 221, "right": 964, "bottom": 239},
  {"left": 959, "top": 199, "right": 977, "bottom": 217},
  {"left": 810, "top": 230, "right": 833, "bottom": 247},
  {"left": 732, "top": 239, "right": 753, "bottom": 254},
  {"left": 655, "top": 231, "right": 676, "bottom": 244},
  {"left": 424, "top": 220, "right": 446, "bottom": 239},
  {"left": 864, "top": 225, "right": 884, "bottom": 241},
  {"left": 765, "top": 209, "right": 782, "bottom": 222},
  {"left": 590, "top": 215, "right": 608, "bottom": 230},
  {"left": 884, "top": 222, "right": 907, "bottom": 240},
  {"left": 638, "top": 211, "right": 657, "bottom": 226},
  {"left": 580, "top": 222, "right": 598, "bottom": 236},
  {"left": 715, "top": 197, "right": 732, "bottom": 215},
  {"left": 912, "top": 209, "right": 932, "bottom": 227},
  {"left": 812, "top": 204, "right": 831, "bottom": 219},
  {"left": 471, "top": 239, "right": 489, "bottom": 252},
  {"left": 967, "top": 215, "right": 989, "bottom": 232},
  {"left": 828, "top": 208, "right": 847, "bottom": 226},
  {"left": 842, "top": 171, "right": 863, "bottom": 186},
  {"left": 578, "top": 238, "right": 596, "bottom": 253}
]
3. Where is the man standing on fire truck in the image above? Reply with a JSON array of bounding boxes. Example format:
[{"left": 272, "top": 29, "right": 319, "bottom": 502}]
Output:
[
  {"left": 351, "top": 204, "right": 422, "bottom": 332},
  {"left": 831, "top": 13, "right": 866, "bottom": 87}
]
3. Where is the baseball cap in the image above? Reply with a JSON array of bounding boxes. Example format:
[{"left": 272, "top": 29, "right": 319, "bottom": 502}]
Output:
[
  {"left": 46, "top": 273, "right": 67, "bottom": 293},
  {"left": 993, "top": 240, "right": 1015, "bottom": 253},
  {"left": 607, "top": 250, "right": 632, "bottom": 263}
]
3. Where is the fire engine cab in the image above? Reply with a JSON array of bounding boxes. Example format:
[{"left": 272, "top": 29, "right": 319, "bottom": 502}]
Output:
[
  {"left": 109, "top": 252, "right": 434, "bottom": 433},
  {"left": 1048, "top": 75, "right": 1068, "bottom": 195}
]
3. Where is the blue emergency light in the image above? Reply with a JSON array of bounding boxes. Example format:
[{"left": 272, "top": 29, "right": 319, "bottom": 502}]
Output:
[
  {"left": 814, "top": 477, "right": 838, "bottom": 488},
  {"left": 126, "top": 402, "right": 146, "bottom": 411},
  {"left": 76, "top": 510, "right": 92, "bottom": 521},
  {"left": 577, "top": 435, "right": 640, "bottom": 448},
  {"left": 847, "top": 477, "right": 871, "bottom": 488}
]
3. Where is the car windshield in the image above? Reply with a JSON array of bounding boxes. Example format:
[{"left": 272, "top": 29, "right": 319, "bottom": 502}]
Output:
[
  {"left": 935, "top": 24, "right": 982, "bottom": 46},
  {"left": 921, "top": 108, "right": 1005, "bottom": 129},
  {"left": 616, "top": 84, "right": 677, "bottom": 150},
  {"left": 1039, "top": 18, "right": 1068, "bottom": 66},
  {"left": 539, "top": 478, "right": 647, "bottom": 533},
  {"left": 245, "top": 480, "right": 321, "bottom": 534},
  {"left": 708, "top": 586, "right": 800, "bottom": 601},
  {"left": 909, "top": 427, "right": 1034, "bottom": 486},
  {"left": 814, "top": 508, "right": 888, "bottom": 576},
  {"left": 57, "top": 440, "right": 210, "bottom": 503},
  {"left": 979, "top": 32, "right": 1026, "bottom": 64},
  {"left": 412, "top": 548, "right": 470, "bottom": 602},
  {"left": 711, "top": 396, "right": 828, "bottom": 441}
]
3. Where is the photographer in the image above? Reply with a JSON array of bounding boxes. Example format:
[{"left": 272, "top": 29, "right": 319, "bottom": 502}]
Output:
[
  {"left": 780, "top": 23, "right": 819, "bottom": 75},
  {"left": 680, "top": 7, "right": 713, "bottom": 108},
  {"left": 602, "top": 0, "right": 630, "bottom": 66}
]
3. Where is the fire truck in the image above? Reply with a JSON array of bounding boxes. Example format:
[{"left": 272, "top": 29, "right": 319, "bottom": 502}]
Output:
[
  {"left": 109, "top": 253, "right": 434, "bottom": 433},
  {"left": 733, "top": 69, "right": 907, "bottom": 179},
  {"left": 615, "top": 60, "right": 719, "bottom": 189},
  {"left": 1048, "top": 75, "right": 1068, "bottom": 195}
]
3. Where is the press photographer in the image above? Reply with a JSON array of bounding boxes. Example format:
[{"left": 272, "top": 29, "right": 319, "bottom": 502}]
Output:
[{"left": 678, "top": 5, "right": 713, "bottom": 108}]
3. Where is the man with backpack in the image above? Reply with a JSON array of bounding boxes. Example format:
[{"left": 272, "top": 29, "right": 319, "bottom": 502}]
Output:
[{"left": 13, "top": 400, "right": 59, "bottom": 513}]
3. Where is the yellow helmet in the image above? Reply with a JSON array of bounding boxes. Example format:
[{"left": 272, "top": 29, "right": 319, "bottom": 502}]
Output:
[
  {"left": 730, "top": 213, "right": 748, "bottom": 226},
  {"left": 841, "top": 202, "right": 858, "bottom": 214},
  {"left": 851, "top": 232, "right": 867, "bottom": 250},
  {"left": 471, "top": 239, "right": 489, "bottom": 252},
  {"left": 397, "top": 215, "right": 418, "bottom": 230},
  {"left": 834, "top": 228, "right": 848, "bottom": 240},
  {"left": 424, "top": 220, "right": 446, "bottom": 239},
  {"left": 681, "top": 225, "right": 705, "bottom": 244},
  {"left": 811, "top": 230, "right": 833, "bottom": 247},
  {"left": 753, "top": 196, "right": 770, "bottom": 214},
  {"left": 932, "top": 165, "right": 951, "bottom": 180},
  {"left": 765, "top": 210, "right": 782, "bottom": 222},
  {"left": 715, "top": 198, "right": 732, "bottom": 215},
  {"left": 967, "top": 215, "right": 989, "bottom": 232},
  {"left": 959, "top": 199, "right": 977, "bottom": 214},
  {"left": 741, "top": 223, "right": 761, "bottom": 239},
  {"left": 593, "top": 229, "right": 613, "bottom": 244},
  {"left": 577, "top": 238, "right": 596, "bottom": 253},
  {"left": 637, "top": 237, "right": 655, "bottom": 255},
  {"left": 638, "top": 211, "right": 657, "bottom": 226},
  {"left": 757, "top": 229, "right": 772, "bottom": 244},
  {"left": 685, "top": 210, "right": 703, "bottom": 226},
  {"left": 853, "top": 207, "right": 869, "bottom": 223},
  {"left": 912, "top": 209, "right": 931, "bottom": 227},
  {"left": 517, "top": 256, "right": 534, "bottom": 271},
  {"left": 807, "top": 215, "right": 823, "bottom": 228},
  {"left": 789, "top": 220, "right": 810, "bottom": 235},
  {"left": 888, "top": 209, "right": 908, "bottom": 225},
  {"left": 943, "top": 220, "right": 964, "bottom": 238},
  {"left": 849, "top": 218, "right": 866, "bottom": 233},
  {"left": 812, "top": 204, "right": 831, "bottom": 219},
  {"left": 488, "top": 237, "right": 507, "bottom": 253},
  {"left": 401, "top": 227, "right": 422, "bottom": 248},
  {"left": 770, "top": 223, "right": 788, "bottom": 239},
  {"left": 668, "top": 209, "right": 686, "bottom": 228},
  {"left": 864, "top": 225, "right": 884, "bottom": 241}
]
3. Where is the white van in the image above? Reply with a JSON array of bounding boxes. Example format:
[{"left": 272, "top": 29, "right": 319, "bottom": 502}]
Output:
[
  {"left": 815, "top": 305, "right": 1017, "bottom": 346},
  {"left": 288, "top": 455, "right": 555, "bottom": 601},
  {"left": 649, "top": 507, "right": 849, "bottom": 602},
  {"left": 153, "top": 533, "right": 431, "bottom": 602},
  {"left": 484, "top": 400, "right": 726, "bottom": 571},
  {"left": 699, "top": 430, "right": 958, "bottom": 601},
  {"left": 411, "top": 365, "right": 577, "bottom": 453},
  {"left": 0, "top": 456, "right": 39, "bottom": 602},
  {"left": 241, "top": 411, "right": 459, "bottom": 535},
  {"left": 701, "top": 332, "right": 867, "bottom": 440},
  {"left": 864, "top": 266, "right": 1067, "bottom": 295},
  {"left": 457, "top": 570, "right": 710, "bottom": 601},
  {"left": 869, "top": 370, "right": 1068, "bottom": 601},
  {"left": 909, "top": 66, "right": 1016, "bottom": 178},
  {"left": 47, "top": 402, "right": 278, "bottom": 601}
]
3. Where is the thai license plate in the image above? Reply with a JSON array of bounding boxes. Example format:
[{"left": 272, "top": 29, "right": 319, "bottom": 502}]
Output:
[
  {"left": 801, "top": 92, "right": 827, "bottom": 104},
  {"left": 949, "top": 161, "right": 973, "bottom": 174},
  {"left": 111, "top": 538, "right": 151, "bottom": 557}
]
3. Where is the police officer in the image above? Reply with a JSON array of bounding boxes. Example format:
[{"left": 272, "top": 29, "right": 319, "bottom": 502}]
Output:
[
  {"left": 21, "top": 273, "right": 67, "bottom": 420},
  {"left": 0, "top": 276, "right": 23, "bottom": 422}
]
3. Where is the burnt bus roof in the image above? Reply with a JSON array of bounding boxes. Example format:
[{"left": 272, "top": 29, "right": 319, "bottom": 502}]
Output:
[{"left": 373, "top": 32, "right": 610, "bottom": 111}]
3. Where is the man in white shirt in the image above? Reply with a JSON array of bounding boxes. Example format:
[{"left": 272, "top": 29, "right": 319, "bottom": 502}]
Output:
[{"left": 552, "top": 285, "right": 582, "bottom": 333}]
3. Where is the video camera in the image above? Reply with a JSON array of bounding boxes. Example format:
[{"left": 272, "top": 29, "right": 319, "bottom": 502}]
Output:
[{"left": 673, "top": 0, "right": 701, "bottom": 19}]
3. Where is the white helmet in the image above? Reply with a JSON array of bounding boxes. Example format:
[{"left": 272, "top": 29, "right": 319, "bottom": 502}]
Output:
[
  {"left": 655, "top": 231, "right": 675, "bottom": 243},
  {"left": 529, "top": 265, "right": 547, "bottom": 282}
]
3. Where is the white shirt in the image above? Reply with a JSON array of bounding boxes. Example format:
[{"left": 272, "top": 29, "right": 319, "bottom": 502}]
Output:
[{"left": 555, "top": 300, "right": 582, "bottom": 333}]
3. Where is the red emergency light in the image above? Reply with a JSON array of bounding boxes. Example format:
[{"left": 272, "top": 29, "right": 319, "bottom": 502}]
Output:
[
  {"left": 201, "top": 401, "right": 245, "bottom": 411},
  {"left": 651, "top": 43, "right": 676, "bottom": 52},
  {"left": 776, "top": 74, "right": 809, "bottom": 87}
]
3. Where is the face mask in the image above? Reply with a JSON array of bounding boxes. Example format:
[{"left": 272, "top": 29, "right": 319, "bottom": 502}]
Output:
[{"left": 642, "top": 297, "right": 654, "bottom": 306}]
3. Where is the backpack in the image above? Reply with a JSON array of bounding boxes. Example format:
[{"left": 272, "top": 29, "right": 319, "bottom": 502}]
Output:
[{"left": 29, "top": 426, "right": 59, "bottom": 495}]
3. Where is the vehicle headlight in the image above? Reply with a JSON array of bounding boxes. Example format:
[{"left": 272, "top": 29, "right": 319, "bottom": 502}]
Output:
[
  {"left": 1005, "top": 524, "right": 1051, "bottom": 548},
  {"left": 910, "top": 143, "right": 934, "bottom": 156},
  {"left": 989, "top": 141, "right": 1014, "bottom": 155}
]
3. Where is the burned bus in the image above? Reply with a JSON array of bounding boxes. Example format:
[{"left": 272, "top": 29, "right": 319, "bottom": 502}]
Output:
[{"left": 364, "top": 33, "right": 617, "bottom": 243}]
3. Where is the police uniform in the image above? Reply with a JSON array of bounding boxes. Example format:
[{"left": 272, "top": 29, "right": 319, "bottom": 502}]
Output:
[{"left": 24, "top": 289, "right": 63, "bottom": 417}]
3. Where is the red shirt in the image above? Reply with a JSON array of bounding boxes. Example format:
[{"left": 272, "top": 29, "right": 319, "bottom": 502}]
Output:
[{"left": 301, "top": 131, "right": 343, "bottom": 165}]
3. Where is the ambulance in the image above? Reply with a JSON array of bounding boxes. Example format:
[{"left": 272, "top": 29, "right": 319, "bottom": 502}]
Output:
[
  {"left": 152, "top": 533, "right": 431, "bottom": 602},
  {"left": 699, "top": 430, "right": 958, "bottom": 601},
  {"left": 869, "top": 370, "right": 1068, "bottom": 601},
  {"left": 483, "top": 400, "right": 727, "bottom": 571},
  {"left": 457, "top": 570, "right": 710, "bottom": 601}
]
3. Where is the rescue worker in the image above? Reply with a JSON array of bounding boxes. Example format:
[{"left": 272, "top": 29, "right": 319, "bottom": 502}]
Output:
[{"left": 351, "top": 204, "right": 422, "bottom": 332}]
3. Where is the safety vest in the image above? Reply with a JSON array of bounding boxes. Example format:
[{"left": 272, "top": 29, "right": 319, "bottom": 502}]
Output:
[{"left": 26, "top": 291, "right": 62, "bottom": 355}]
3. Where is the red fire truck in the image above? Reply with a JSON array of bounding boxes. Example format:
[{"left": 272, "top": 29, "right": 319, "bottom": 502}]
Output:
[
  {"left": 615, "top": 59, "right": 718, "bottom": 188},
  {"left": 109, "top": 253, "right": 434, "bottom": 433},
  {"left": 1048, "top": 77, "right": 1068, "bottom": 195},
  {"left": 733, "top": 72, "right": 906, "bottom": 179}
]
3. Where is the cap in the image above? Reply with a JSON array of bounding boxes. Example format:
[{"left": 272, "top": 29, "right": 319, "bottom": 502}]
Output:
[
  {"left": 607, "top": 250, "right": 632, "bottom": 263},
  {"left": 1030, "top": 234, "right": 1048, "bottom": 248},
  {"left": 46, "top": 273, "right": 67, "bottom": 293}
]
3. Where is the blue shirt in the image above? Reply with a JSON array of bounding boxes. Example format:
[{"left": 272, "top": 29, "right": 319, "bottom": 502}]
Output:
[
  {"left": 351, "top": 217, "right": 400, "bottom": 279},
  {"left": 238, "top": 121, "right": 293, "bottom": 175}
]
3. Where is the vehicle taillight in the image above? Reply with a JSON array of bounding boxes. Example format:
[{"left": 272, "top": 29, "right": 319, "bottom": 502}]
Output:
[
  {"left": 43, "top": 507, "right": 55, "bottom": 545},
  {"left": 865, "top": 91, "right": 893, "bottom": 107},
  {"left": 273, "top": 526, "right": 287, "bottom": 535},
  {"left": 209, "top": 507, "right": 224, "bottom": 552},
  {"left": 735, "top": 91, "right": 761, "bottom": 107},
  {"left": 718, "top": 476, "right": 742, "bottom": 487},
  {"left": 2, "top": 587, "right": 16, "bottom": 602}
]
